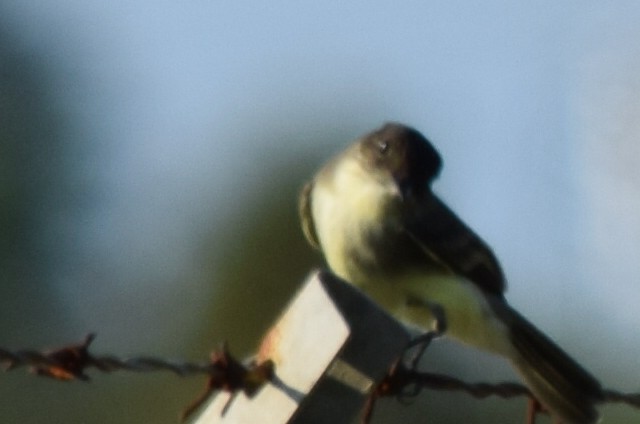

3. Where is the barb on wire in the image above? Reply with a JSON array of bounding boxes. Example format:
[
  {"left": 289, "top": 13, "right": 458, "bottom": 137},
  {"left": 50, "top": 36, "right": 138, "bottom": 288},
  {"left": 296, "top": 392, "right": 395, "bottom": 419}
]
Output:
[
  {"left": 180, "top": 342, "right": 274, "bottom": 421},
  {"left": 361, "top": 359, "right": 535, "bottom": 424},
  {"left": 361, "top": 360, "right": 640, "bottom": 424},
  {"left": 0, "top": 334, "right": 272, "bottom": 382},
  {"left": 0, "top": 333, "right": 274, "bottom": 421},
  {"left": 2, "top": 333, "right": 97, "bottom": 381},
  {"left": 0, "top": 333, "right": 218, "bottom": 379},
  {"left": 2, "top": 334, "right": 638, "bottom": 423}
]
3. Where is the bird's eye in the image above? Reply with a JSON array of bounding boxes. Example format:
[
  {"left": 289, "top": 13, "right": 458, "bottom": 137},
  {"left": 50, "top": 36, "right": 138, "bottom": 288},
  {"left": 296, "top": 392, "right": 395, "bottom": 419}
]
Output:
[{"left": 377, "top": 140, "right": 389, "bottom": 155}]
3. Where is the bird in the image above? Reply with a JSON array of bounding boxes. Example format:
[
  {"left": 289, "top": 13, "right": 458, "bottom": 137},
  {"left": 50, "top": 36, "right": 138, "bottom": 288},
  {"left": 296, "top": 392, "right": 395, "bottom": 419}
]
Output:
[{"left": 298, "top": 122, "right": 603, "bottom": 423}]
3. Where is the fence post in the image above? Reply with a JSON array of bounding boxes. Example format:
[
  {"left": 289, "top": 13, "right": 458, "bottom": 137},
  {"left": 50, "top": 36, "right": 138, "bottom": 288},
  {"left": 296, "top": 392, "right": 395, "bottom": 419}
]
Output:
[{"left": 191, "top": 270, "right": 410, "bottom": 424}]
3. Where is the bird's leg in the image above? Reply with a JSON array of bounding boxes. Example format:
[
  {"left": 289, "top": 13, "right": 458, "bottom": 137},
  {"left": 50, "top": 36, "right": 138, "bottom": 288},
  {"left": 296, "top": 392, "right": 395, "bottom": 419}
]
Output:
[
  {"left": 403, "top": 298, "right": 447, "bottom": 371},
  {"left": 377, "top": 299, "right": 447, "bottom": 402}
]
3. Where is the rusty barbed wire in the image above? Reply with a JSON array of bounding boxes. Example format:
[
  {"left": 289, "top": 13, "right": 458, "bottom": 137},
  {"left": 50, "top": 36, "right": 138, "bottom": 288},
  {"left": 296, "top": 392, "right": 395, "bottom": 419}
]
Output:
[
  {"left": 0, "top": 333, "right": 219, "bottom": 379},
  {"left": 361, "top": 361, "right": 534, "bottom": 424},
  {"left": 1, "top": 334, "right": 638, "bottom": 423},
  {"left": 0, "top": 333, "right": 274, "bottom": 421},
  {"left": 362, "top": 361, "right": 640, "bottom": 424}
]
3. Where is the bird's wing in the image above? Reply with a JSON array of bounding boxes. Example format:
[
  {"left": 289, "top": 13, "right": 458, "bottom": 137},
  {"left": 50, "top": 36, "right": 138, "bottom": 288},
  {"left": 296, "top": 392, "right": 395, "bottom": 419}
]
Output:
[
  {"left": 298, "top": 180, "right": 321, "bottom": 249},
  {"left": 404, "top": 194, "right": 507, "bottom": 296}
]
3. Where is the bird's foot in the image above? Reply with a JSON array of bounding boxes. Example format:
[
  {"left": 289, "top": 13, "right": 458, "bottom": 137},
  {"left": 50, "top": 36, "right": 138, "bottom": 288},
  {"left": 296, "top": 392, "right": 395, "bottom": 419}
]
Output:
[{"left": 403, "top": 300, "right": 447, "bottom": 371}]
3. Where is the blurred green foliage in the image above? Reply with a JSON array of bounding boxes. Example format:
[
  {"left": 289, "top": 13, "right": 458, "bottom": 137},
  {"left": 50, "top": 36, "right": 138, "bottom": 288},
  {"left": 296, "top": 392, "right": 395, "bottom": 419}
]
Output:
[{"left": 194, "top": 161, "right": 320, "bottom": 354}]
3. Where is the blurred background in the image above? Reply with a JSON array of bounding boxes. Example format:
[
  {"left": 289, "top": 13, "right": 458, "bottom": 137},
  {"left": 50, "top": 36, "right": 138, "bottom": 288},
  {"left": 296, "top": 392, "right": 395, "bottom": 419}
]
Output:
[{"left": 1, "top": 1, "right": 639, "bottom": 423}]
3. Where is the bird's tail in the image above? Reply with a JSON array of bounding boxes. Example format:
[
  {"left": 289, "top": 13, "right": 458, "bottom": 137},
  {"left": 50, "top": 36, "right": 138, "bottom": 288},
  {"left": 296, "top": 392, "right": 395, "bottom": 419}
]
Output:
[{"left": 500, "top": 305, "right": 603, "bottom": 424}]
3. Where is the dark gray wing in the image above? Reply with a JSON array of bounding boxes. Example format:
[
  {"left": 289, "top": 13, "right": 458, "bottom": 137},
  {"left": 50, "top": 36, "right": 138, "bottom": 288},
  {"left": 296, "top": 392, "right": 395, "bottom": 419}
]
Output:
[
  {"left": 404, "top": 193, "right": 507, "bottom": 296},
  {"left": 298, "top": 181, "right": 321, "bottom": 249}
]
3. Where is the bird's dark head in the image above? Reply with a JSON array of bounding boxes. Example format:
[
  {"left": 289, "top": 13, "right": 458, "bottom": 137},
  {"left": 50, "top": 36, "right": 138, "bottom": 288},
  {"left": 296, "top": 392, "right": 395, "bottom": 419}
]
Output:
[{"left": 358, "top": 122, "right": 442, "bottom": 200}]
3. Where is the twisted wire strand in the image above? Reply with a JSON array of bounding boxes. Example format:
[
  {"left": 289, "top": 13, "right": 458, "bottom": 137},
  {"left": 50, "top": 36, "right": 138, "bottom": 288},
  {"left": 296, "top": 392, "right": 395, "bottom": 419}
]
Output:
[{"left": 1, "top": 336, "right": 639, "bottom": 416}]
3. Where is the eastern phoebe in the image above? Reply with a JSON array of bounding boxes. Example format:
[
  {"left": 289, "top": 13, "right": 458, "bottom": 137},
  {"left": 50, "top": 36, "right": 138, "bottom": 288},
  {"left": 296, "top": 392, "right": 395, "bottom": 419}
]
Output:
[{"left": 299, "top": 123, "right": 602, "bottom": 423}]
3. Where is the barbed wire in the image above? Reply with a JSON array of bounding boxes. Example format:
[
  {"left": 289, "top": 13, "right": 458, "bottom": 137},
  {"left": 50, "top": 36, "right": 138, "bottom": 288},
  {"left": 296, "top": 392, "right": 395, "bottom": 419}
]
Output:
[
  {"left": 0, "top": 333, "right": 274, "bottom": 421},
  {"left": 0, "top": 334, "right": 221, "bottom": 379},
  {"left": 1, "top": 334, "right": 639, "bottom": 423},
  {"left": 362, "top": 361, "right": 640, "bottom": 424}
]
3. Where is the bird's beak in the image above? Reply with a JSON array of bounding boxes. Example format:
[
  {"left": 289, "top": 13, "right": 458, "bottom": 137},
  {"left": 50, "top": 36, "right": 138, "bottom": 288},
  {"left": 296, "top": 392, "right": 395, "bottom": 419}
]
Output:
[{"left": 395, "top": 175, "right": 413, "bottom": 202}]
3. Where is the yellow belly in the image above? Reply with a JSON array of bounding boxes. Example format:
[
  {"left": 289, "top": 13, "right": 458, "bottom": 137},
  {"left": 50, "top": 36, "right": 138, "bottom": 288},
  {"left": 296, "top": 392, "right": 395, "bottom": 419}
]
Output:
[{"left": 357, "top": 272, "right": 511, "bottom": 356}]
